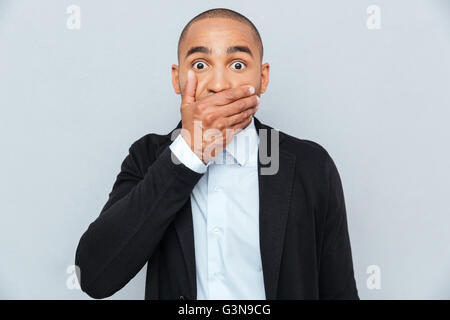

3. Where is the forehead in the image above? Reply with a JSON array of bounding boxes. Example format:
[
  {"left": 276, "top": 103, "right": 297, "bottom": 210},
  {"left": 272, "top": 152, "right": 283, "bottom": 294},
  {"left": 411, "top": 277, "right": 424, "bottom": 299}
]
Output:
[{"left": 180, "top": 18, "right": 258, "bottom": 56}]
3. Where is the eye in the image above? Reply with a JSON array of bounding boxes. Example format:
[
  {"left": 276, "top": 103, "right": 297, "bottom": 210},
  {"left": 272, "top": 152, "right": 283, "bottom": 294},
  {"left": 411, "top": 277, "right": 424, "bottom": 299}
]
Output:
[
  {"left": 192, "top": 61, "right": 208, "bottom": 70},
  {"left": 231, "top": 61, "right": 246, "bottom": 71}
]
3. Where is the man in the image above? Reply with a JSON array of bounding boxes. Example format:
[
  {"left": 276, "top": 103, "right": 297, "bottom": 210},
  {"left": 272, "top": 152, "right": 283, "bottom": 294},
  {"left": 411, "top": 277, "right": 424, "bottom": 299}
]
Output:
[{"left": 75, "top": 8, "right": 359, "bottom": 300}]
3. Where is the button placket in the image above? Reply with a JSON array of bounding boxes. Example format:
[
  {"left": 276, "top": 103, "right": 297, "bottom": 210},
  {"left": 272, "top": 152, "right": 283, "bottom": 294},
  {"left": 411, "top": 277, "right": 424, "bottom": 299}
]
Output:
[{"left": 206, "top": 166, "right": 227, "bottom": 298}]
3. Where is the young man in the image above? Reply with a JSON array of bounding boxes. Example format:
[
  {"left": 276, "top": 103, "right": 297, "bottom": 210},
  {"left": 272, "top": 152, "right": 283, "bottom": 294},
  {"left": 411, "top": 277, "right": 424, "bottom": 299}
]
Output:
[{"left": 75, "top": 8, "right": 359, "bottom": 300}]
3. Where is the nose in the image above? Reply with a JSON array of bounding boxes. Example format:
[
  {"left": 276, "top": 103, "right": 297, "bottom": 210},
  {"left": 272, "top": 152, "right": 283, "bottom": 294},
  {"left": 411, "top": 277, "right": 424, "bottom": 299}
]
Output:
[{"left": 206, "top": 66, "right": 232, "bottom": 94}]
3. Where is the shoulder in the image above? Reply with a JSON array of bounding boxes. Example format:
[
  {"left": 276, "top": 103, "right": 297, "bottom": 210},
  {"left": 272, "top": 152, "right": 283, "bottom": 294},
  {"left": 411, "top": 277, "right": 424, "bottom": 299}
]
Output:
[
  {"left": 276, "top": 129, "right": 341, "bottom": 187},
  {"left": 276, "top": 130, "right": 344, "bottom": 206},
  {"left": 278, "top": 130, "right": 333, "bottom": 165},
  {"left": 122, "top": 131, "right": 173, "bottom": 175},
  {"left": 129, "top": 132, "right": 170, "bottom": 154}
]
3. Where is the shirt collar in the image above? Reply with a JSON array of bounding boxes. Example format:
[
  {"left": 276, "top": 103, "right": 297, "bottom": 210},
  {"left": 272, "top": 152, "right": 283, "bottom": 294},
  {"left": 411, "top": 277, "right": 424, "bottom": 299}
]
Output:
[{"left": 211, "top": 116, "right": 259, "bottom": 166}]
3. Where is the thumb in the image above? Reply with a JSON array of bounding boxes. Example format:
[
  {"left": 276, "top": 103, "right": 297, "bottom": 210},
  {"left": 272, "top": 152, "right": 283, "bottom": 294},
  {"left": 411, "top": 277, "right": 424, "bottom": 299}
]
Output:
[{"left": 181, "top": 70, "right": 197, "bottom": 106}]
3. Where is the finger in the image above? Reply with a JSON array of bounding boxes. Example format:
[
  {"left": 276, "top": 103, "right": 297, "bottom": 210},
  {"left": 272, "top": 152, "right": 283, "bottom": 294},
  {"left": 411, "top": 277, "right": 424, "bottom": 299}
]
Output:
[
  {"left": 203, "top": 84, "right": 255, "bottom": 106},
  {"left": 227, "top": 114, "right": 254, "bottom": 137},
  {"left": 181, "top": 70, "right": 197, "bottom": 106},
  {"left": 221, "top": 112, "right": 255, "bottom": 144},
  {"left": 226, "top": 106, "right": 258, "bottom": 127},
  {"left": 220, "top": 94, "right": 259, "bottom": 118}
]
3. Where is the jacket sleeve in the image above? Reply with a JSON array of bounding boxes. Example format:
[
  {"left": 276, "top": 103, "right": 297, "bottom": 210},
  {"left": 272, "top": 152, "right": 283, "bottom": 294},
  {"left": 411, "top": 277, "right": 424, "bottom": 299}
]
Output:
[
  {"left": 319, "top": 153, "right": 359, "bottom": 300},
  {"left": 75, "top": 140, "right": 203, "bottom": 299}
]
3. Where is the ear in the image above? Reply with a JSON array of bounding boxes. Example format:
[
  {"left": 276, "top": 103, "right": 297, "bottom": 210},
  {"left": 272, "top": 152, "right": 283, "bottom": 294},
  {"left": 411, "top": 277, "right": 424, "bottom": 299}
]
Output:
[
  {"left": 171, "top": 64, "right": 181, "bottom": 94},
  {"left": 260, "top": 62, "right": 270, "bottom": 94}
]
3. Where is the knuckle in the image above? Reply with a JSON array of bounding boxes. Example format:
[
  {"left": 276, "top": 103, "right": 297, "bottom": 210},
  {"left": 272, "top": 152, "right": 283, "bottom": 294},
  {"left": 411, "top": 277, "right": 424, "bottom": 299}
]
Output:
[
  {"left": 203, "top": 114, "right": 212, "bottom": 125},
  {"left": 237, "top": 101, "right": 246, "bottom": 110},
  {"left": 216, "top": 121, "right": 224, "bottom": 130},
  {"left": 206, "top": 113, "right": 216, "bottom": 123},
  {"left": 196, "top": 103, "right": 207, "bottom": 113},
  {"left": 224, "top": 90, "right": 235, "bottom": 100}
]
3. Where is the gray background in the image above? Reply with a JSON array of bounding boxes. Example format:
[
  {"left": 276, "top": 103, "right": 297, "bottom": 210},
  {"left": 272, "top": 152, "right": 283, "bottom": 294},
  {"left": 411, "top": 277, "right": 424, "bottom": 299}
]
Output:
[{"left": 0, "top": 0, "right": 449, "bottom": 299}]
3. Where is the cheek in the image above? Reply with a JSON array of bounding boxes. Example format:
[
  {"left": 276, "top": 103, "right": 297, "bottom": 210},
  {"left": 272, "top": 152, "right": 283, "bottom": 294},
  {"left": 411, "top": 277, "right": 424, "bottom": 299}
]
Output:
[
  {"left": 256, "top": 83, "right": 262, "bottom": 94},
  {"left": 247, "top": 73, "right": 262, "bottom": 92}
]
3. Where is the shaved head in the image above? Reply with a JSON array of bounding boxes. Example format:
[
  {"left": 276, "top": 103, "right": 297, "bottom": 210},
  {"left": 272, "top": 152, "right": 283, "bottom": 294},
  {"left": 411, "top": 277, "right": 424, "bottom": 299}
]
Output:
[{"left": 177, "top": 8, "right": 264, "bottom": 64}]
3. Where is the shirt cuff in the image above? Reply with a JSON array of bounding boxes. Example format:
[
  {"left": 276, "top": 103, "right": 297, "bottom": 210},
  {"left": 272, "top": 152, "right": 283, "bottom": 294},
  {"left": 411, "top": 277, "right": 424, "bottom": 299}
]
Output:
[{"left": 169, "top": 134, "right": 208, "bottom": 174}]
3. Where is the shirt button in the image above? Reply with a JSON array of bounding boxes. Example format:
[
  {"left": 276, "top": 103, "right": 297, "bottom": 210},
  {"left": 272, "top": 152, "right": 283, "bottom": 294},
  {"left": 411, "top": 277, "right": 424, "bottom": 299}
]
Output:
[
  {"left": 213, "top": 185, "right": 221, "bottom": 192},
  {"left": 213, "top": 227, "right": 220, "bottom": 234}
]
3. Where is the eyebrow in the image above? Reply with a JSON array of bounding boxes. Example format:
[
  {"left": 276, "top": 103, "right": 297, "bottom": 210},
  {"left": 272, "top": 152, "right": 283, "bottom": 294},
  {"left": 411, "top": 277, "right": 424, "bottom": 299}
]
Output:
[{"left": 185, "top": 45, "right": 253, "bottom": 59}]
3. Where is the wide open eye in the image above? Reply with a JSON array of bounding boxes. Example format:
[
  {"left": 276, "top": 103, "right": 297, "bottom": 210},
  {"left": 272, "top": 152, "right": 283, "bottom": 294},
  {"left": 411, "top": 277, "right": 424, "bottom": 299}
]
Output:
[
  {"left": 192, "top": 61, "right": 208, "bottom": 70},
  {"left": 231, "top": 61, "right": 246, "bottom": 71}
]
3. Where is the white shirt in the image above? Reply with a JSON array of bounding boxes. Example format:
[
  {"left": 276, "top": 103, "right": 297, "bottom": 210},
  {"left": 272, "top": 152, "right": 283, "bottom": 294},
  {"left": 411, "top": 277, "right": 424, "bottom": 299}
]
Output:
[{"left": 169, "top": 117, "right": 266, "bottom": 300}]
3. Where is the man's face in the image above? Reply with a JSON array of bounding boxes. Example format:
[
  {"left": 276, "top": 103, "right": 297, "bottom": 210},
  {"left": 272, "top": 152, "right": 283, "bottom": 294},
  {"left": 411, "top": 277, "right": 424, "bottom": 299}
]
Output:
[{"left": 172, "top": 18, "right": 269, "bottom": 100}]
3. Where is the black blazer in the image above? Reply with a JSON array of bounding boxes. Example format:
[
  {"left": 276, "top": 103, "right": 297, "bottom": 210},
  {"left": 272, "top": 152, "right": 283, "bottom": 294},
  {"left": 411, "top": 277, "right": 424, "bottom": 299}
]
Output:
[{"left": 75, "top": 116, "right": 359, "bottom": 300}]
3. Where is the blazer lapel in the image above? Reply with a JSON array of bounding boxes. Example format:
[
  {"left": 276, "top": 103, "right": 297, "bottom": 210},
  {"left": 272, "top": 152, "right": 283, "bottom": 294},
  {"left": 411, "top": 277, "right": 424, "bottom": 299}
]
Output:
[
  {"left": 254, "top": 117, "right": 296, "bottom": 300},
  {"left": 161, "top": 117, "right": 296, "bottom": 300}
]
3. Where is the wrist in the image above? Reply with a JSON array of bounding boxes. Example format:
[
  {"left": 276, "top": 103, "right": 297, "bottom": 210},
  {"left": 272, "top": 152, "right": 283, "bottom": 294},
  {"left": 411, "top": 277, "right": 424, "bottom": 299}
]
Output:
[{"left": 180, "top": 129, "right": 206, "bottom": 165}]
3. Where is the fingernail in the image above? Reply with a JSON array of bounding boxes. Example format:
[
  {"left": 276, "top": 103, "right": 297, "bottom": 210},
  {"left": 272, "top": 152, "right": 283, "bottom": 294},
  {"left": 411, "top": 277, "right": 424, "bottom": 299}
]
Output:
[{"left": 256, "top": 95, "right": 260, "bottom": 104}]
